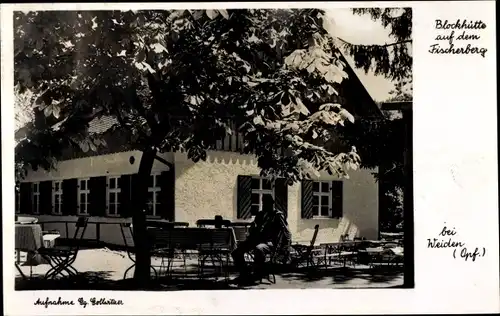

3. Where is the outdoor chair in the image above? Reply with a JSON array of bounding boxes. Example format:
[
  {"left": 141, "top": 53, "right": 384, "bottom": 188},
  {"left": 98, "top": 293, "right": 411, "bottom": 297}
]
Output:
[
  {"left": 120, "top": 223, "right": 158, "bottom": 279},
  {"left": 198, "top": 228, "right": 235, "bottom": 281},
  {"left": 230, "top": 223, "right": 254, "bottom": 262},
  {"left": 337, "top": 241, "right": 359, "bottom": 267},
  {"left": 258, "top": 229, "right": 295, "bottom": 284},
  {"left": 148, "top": 227, "right": 183, "bottom": 278},
  {"left": 382, "top": 241, "right": 399, "bottom": 249},
  {"left": 369, "top": 248, "right": 401, "bottom": 268},
  {"left": 289, "top": 224, "right": 320, "bottom": 269},
  {"left": 38, "top": 217, "right": 88, "bottom": 279},
  {"left": 397, "top": 238, "right": 404, "bottom": 247},
  {"left": 196, "top": 216, "right": 232, "bottom": 228},
  {"left": 323, "top": 240, "right": 360, "bottom": 268},
  {"left": 232, "top": 226, "right": 249, "bottom": 245},
  {"left": 320, "top": 243, "right": 339, "bottom": 267}
]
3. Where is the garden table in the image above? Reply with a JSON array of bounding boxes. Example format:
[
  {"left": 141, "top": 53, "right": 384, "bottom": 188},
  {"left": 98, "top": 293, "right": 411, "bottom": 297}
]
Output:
[
  {"left": 391, "top": 246, "right": 404, "bottom": 256},
  {"left": 15, "top": 224, "right": 43, "bottom": 279},
  {"left": 15, "top": 216, "right": 38, "bottom": 225},
  {"left": 15, "top": 224, "right": 61, "bottom": 279}
]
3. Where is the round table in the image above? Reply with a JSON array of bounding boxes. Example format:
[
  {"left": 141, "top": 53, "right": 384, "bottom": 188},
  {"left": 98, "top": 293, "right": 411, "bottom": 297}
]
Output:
[{"left": 15, "top": 216, "right": 38, "bottom": 225}]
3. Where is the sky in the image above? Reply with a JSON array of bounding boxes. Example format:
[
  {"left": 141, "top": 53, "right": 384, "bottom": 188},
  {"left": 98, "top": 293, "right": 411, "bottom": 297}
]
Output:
[{"left": 326, "top": 9, "right": 397, "bottom": 102}]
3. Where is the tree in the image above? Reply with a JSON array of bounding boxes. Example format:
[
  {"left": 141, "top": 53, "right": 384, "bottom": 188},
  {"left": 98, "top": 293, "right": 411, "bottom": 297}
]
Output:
[
  {"left": 15, "top": 9, "right": 362, "bottom": 284},
  {"left": 339, "top": 8, "right": 412, "bottom": 82},
  {"left": 331, "top": 7, "right": 412, "bottom": 182},
  {"left": 335, "top": 8, "right": 412, "bottom": 232}
]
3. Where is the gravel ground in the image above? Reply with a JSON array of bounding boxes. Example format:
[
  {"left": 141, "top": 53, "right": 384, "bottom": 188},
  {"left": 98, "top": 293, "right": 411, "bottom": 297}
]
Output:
[{"left": 15, "top": 248, "right": 404, "bottom": 290}]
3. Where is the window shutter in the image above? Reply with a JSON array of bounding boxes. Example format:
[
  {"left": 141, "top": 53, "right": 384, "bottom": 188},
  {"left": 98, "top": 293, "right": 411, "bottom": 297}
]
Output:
[
  {"left": 331, "top": 180, "right": 343, "bottom": 218},
  {"left": 119, "top": 175, "right": 132, "bottom": 218},
  {"left": 19, "top": 183, "right": 32, "bottom": 214},
  {"left": 159, "top": 168, "right": 175, "bottom": 221},
  {"left": 62, "top": 179, "right": 78, "bottom": 215},
  {"left": 301, "top": 180, "right": 314, "bottom": 219},
  {"left": 89, "top": 176, "right": 107, "bottom": 217},
  {"left": 237, "top": 175, "right": 252, "bottom": 219},
  {"left": 274, "top": 178, "right": 288, "bottom": 218},
  {"left": 39, "top": 181, "right": 53, "bottom": 214}
]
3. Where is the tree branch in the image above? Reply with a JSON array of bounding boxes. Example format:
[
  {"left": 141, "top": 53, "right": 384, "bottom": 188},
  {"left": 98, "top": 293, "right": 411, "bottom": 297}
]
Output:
[
  {"left": 154, "top": 154, "right": 173, "bottom": 169},
  {"left": 337, "top": 37, "right": 412, "bottom": 48}
]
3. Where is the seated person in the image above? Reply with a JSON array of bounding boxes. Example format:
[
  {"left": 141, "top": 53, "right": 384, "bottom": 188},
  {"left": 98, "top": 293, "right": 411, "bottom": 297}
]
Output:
[{"left": 231, "top": 195, "right": 291, "bottom": 284}]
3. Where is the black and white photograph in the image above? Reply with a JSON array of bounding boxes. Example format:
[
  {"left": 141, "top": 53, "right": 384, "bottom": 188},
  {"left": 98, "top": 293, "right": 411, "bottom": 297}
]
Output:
[{"left": 11, "top": 7, "right": 414, "bottom": 291}]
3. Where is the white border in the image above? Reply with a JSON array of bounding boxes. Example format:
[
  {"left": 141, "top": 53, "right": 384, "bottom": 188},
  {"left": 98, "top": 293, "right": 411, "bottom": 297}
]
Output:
[{"left": 2, "top": 1, "right": 499, "bottom": 315}]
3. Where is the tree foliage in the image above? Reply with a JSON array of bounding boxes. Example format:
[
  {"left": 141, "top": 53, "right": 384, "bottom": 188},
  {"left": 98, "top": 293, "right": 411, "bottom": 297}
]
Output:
[
  {"left": 386, "top": 80, "right": 412, "bottom": 103},
  {"left": 15, "top": 9, "right": 367, "bottom": 282},
  {"left": 338, "top": 8, "right": 412, "bottom": 82},
  {"left": 15, "top": 9, "right": 361, "bottom": 183}
]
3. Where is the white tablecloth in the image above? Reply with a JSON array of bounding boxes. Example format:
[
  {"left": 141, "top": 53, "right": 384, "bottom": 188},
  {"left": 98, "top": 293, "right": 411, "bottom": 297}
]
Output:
[
  {"left": 15, "top": 224, "right": 60, "bottom": 266},
  {"left": 15, "top": 224, "right": 43, "bottom": 251}
]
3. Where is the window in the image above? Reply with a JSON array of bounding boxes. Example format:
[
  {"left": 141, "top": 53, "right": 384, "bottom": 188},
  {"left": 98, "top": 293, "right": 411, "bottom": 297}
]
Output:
[
  {"left": 146, "top": 174, "right": 161, "bottom": 217},
  {"left": 312, "top": 181, "right": 332, "bottom": 217},
  {"left": 77, "top": 178, "right": 90, "bottom": 215},
  {"left": 32, "top": 182, "right": 40, "bottom": 214},
  {"left": 251, "top": 177, "right": 274, "bottom": 216},
  {"left": 107, "top": 176, "right": 121, "bottom": 216},
  {"left": 52, "top": 180, "right": 63, "bottom": 215}
]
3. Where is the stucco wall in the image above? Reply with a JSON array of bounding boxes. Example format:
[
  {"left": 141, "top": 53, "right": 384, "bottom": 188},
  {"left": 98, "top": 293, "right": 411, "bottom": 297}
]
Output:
[
  {"left": 20, "top": 149, "right": 378, "bottom": 246},
  {"left": 174, "top": 151, "right": 378, "bottom": 244}
]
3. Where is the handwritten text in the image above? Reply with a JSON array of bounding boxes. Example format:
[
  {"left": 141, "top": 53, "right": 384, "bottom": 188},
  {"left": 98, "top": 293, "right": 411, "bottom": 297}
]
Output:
[
  {"left": 427, "top": 223, "right": 487, "bottom": 262},
  {"left": 429, "top": 19, "right": 488, "bottom": 57},
  {"left": 34, "top": 297, "right": 124, "bottom": 308}
]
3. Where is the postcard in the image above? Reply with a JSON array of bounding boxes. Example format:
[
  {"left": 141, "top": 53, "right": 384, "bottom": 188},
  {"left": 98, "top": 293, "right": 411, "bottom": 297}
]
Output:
[{"left": 1, "top": 1, "right": 498, "bottom": 315}]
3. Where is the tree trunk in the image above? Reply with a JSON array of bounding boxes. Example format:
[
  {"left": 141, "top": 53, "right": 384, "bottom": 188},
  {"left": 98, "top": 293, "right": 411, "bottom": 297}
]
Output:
[{"left": 131, "top": 146, "right": 157, "bottom": 286}]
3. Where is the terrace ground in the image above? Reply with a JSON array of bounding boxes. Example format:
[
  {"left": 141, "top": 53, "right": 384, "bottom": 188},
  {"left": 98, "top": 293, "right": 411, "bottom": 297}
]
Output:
[{"left": 15, "top": 248, "right": 404, "bottom": 291}]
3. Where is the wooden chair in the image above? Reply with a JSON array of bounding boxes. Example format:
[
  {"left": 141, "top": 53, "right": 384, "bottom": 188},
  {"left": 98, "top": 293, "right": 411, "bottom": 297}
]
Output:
[
  {"left": 369, "top": 248, "right": 400, "bottom": 269},
  {"left": 148, "top": 227, "right": 189, "bottom": 278},
  {"left": 320, "top": 242, "right": 340, "bottom": 268},
  {"left": 198, "top": 228, "right": 235, "bottom": 281},
  {"left": 337, "top": 241, "right": 359, "bottom": 267},
  {"left": 382, "top": 241, "right": 400, "bottom": 249},
  {"left": 258, "top": 231, "right": 286, "bottom": 284},
  {"left": 148, "top": 227, "right": 234, "bottom": 281},
  {"left": 119, "top": 223, "right": 158, "bottom": 279},
  {"left": 289, "top": 224, "right": 320, "bottom": 269},
  {"left": 231, "top": 226, "right": 250, "bottom": 244}
]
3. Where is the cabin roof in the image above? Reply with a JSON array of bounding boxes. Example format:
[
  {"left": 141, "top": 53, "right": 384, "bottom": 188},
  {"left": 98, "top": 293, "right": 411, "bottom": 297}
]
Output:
[{"left": 85, "top": 51, "right": 382, "bottom": 136}]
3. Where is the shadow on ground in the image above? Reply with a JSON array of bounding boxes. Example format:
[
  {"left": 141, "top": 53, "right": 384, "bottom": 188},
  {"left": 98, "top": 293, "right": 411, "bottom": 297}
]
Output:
[
  {"left": 277, "top": 266, "right": 404, "bottom": 287},
  {"left": 15, "top": 271, "right": 243, "bottom": 291},
  {"left": 15, "top": 271, "right": 129, "bottom": 291},
  {"left": 16, "top": 265, "right": 403, "bottom": 291}
]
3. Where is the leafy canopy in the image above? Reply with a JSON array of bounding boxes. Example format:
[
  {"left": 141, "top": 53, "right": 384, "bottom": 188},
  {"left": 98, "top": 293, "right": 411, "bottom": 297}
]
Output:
[{"left": 15, "top": 9, "right": 362, "bottom": 182}]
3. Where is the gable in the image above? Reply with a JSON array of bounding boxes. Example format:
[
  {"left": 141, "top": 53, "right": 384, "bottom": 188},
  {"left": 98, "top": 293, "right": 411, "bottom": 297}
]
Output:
[{"left": 336, "top": 51, "right": 383, "bottom": 120}]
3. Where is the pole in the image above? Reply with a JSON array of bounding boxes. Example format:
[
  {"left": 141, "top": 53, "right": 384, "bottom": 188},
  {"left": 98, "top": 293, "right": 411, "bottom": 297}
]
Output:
[
  {"left": 381, "top": 101, "right": 414, "bottom": 288},
  {"left": 403, "top": 108, "right": 414, "bottom": 288}
]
